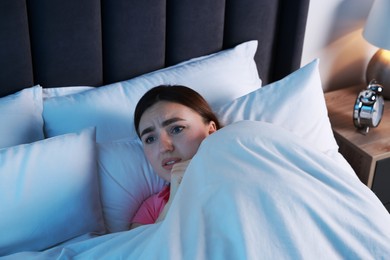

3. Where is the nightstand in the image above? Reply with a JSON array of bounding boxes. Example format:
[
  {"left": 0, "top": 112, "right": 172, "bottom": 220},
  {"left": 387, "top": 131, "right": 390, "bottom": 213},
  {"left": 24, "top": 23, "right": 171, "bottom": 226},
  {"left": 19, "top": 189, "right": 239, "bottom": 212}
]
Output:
[{"left": 325, "top": 85, "right": 390, "bottom": 212}]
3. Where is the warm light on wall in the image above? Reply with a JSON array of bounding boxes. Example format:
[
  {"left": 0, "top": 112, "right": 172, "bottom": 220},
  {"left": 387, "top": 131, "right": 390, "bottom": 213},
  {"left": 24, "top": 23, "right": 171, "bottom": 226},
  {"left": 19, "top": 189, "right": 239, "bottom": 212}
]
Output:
[{"left": 363, "top": 0, "right": 390, "bottom": 99}]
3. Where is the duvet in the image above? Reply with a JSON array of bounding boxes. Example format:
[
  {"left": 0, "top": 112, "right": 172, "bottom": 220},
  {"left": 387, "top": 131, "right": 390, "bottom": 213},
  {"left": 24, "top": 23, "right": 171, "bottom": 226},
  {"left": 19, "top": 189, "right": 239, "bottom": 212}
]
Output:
[{"left": 3, "top": 121, "right": 390, "bottom": 259}]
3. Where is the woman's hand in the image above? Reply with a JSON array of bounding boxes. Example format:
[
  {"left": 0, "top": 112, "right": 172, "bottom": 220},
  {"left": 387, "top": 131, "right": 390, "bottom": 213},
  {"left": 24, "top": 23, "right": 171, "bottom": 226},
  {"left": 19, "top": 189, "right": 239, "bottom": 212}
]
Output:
[
  {"left": 156, "top": 160, "right": 191, "bottom": 223},
  {"left": 170, "top": 160, "right": 190, "bottom": 197}
]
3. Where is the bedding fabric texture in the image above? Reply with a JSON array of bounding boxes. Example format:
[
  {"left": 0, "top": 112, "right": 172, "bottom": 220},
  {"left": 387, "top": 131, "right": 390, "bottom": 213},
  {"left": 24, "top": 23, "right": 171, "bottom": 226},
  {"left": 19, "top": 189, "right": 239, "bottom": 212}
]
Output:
[
  {"left": 0, "top": 85, "right": 44, "bottom": 148},
  {"left": 4, "top": 121, "right": 390, "bottom": 259},
  {"left": 216, "top": 59, "right": 338, "bottom": 155},
  {"left": 0, "top": 128, "right": 105, "bottom": 256},
  {"left": 97, "top": 139, "right": 165, "bottom": 232},
  {"left": 42, "top": 86, "right": 95, "bottom": 99},
  {"left": 43, "top": 40, "right": 261, "bottom": 142}
]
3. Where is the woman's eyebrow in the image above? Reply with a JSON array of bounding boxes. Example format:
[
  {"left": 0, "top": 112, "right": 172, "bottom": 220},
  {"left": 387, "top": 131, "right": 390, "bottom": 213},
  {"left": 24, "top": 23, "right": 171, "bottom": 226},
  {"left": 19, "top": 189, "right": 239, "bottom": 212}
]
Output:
[
  {"left": 140, "top": 117, "right": 185, "bottom": 138},
  {"left": 140, "top": 126, "right": 154, "bottom": 138},
  {"left": 161, "top": 117, "right": 185, "bottom": 127}
]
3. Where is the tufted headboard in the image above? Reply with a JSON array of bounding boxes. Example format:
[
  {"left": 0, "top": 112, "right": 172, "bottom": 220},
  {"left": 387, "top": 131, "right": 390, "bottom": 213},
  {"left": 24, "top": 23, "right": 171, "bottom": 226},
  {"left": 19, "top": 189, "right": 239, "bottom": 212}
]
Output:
[{"left": 0, "top": 0, "right": 309, "bottom": 97}]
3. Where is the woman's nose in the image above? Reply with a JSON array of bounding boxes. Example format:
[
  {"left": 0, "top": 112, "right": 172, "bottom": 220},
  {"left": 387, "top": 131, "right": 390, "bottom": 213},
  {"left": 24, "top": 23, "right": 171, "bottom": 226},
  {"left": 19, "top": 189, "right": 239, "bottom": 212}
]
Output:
[{"left": 159, "top": 134, "right": 174, "bottom": 153}]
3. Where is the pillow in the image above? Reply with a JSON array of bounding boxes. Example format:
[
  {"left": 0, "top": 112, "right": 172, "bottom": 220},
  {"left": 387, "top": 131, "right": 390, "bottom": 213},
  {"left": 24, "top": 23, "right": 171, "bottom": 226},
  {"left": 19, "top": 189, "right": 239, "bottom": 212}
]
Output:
[
  {"left": 42, "top": 86, "right": 95, "bottom": 99},
  {"left": 215, "top": 59, "right": 339, "bottom": 154},
  {"left": 0, "top": 128, "right": 105, "bottom": 256},
  {"left": 43, "top": 40, "right": 262, "bottom": 142},
  {"left": 0, "top": 85, "right": 44, "bottom": 149},
  {"left": 97, "top": 139, "right": 165, "bottom": 233}
]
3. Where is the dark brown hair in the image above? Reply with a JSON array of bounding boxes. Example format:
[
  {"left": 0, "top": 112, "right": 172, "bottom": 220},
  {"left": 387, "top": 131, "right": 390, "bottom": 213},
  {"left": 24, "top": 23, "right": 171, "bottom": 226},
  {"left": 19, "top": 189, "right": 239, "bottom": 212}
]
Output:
[{"left": 134, "top": 85, "right": 221, "bottom": 138}]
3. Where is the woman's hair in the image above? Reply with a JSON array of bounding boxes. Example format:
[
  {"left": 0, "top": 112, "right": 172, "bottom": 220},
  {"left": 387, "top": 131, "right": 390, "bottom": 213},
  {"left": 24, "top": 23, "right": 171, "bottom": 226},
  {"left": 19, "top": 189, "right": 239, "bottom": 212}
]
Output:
[{"left": 134, "top": 85, "right": 221, "bottom": 138}]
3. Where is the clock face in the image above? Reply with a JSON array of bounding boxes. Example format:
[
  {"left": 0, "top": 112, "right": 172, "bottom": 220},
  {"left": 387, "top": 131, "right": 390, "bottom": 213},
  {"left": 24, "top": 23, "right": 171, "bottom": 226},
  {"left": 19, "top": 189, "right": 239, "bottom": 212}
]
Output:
[
  {"left": 372, "top": 95, "right": 384, "bottom": 127},
  {"left": 353, "top": 86, "right": 385, "bottom": 132}
]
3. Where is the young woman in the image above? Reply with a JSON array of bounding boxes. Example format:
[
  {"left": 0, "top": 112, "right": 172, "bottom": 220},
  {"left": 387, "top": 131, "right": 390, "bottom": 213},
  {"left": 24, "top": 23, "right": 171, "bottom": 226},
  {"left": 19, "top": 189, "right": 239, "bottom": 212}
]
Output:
[{"left": 130, "top": 85, "right": 221, "bottom": 229}]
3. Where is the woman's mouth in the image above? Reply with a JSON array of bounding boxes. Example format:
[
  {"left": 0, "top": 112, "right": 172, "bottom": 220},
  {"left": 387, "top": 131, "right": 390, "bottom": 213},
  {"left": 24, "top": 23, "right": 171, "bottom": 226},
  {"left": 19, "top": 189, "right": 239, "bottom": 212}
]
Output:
[{"left": 162, "top": 158, "right": 181, "bottom": 170}]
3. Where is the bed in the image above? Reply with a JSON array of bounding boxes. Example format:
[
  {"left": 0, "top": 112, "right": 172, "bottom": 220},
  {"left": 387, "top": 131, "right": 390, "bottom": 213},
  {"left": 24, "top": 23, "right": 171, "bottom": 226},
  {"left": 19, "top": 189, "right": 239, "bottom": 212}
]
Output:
[{"left": 1, "top": 0, "right": 390, "bottom": 258}]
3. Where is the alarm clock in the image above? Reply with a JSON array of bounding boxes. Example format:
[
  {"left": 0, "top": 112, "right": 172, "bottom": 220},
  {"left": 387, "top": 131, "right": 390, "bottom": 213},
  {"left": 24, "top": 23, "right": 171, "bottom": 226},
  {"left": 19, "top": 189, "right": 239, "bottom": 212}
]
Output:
[{"left": 353, "top": 80, "right": 385, "bottom": 134}]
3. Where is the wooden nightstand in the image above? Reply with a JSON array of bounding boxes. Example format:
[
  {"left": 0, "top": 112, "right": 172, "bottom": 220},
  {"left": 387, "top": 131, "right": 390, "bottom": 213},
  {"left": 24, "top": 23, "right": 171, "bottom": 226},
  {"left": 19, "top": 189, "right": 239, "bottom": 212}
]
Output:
[{"left": 325, "top": 85, "right": 390, "bottom": 212}]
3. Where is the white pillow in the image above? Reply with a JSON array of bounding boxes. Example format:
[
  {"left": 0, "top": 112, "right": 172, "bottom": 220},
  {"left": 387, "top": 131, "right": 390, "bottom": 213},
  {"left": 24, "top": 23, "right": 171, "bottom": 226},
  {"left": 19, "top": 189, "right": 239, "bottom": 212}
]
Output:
[
  {"left": 0, "top": 128, "right": 105, "bottom": 256},
  {"left": 42, "top": 86, "right": 94, "bottom": 99},
  {"left": 97, "top": 139, "right": 165, "bottom": 233},
  {"left": 43, "top": 40, "right": 261, "bottom": 142},
  {"left": 216, "top": 59, "right": 339, "bottom": 154},
  {"left": 0, "top": 85, "right": 44, "bottom": 149}
]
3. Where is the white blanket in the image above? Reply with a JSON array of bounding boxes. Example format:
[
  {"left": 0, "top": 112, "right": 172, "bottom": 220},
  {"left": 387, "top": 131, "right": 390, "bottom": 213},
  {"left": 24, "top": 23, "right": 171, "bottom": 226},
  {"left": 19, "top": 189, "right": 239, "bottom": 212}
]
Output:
[{"left": 4, "top": 121, "right": 390, "bottom": 259}]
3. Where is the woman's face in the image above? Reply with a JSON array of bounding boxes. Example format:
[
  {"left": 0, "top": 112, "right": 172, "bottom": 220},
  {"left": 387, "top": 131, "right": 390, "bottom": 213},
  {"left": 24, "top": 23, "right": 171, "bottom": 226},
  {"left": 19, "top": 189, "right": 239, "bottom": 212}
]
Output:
[{"left": 138, "top": 101, "right": 216, "bottom": 182}]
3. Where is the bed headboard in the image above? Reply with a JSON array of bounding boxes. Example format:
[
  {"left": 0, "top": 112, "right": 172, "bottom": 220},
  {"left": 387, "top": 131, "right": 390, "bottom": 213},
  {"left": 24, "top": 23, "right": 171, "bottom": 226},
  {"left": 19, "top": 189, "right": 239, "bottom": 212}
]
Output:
[{"left": 0, "top": 0, "right": 309, "bottom": 97}]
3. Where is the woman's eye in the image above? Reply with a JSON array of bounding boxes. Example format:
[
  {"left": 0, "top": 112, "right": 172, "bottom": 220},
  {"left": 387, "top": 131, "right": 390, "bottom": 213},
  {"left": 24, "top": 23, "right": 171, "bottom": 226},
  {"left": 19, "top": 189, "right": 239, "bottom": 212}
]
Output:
[
  {"left": 171, "top": 126, "right": 184, "bottom": 135},
  {"left": 144, "top": 136, "right": 156, "bottom": 144}
]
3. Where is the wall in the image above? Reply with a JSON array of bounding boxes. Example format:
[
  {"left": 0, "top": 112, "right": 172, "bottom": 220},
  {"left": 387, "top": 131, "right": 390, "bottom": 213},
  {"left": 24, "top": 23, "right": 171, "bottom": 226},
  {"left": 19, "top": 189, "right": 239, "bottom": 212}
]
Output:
[{"left": 301, "top": 0, "right": 377, "bottom": 92}]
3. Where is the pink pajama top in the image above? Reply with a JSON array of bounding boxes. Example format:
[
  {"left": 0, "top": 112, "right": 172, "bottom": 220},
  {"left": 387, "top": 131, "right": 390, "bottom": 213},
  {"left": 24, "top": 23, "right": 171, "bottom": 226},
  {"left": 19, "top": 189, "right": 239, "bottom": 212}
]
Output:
[{"left": 131, "top": 185, "right": 170, "bottom": 225}]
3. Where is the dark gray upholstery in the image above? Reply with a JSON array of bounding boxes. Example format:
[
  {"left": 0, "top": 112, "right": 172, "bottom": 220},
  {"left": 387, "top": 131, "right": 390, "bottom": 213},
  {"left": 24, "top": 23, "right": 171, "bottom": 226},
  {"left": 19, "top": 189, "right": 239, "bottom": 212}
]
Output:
[
  {"left": 0, "top": 1, "right": 34, "bottom": 95},
  {"left": 0, "top": 0, "right": 309, "bottom": 97},
  {"left": 27, "top": 0, "right": 103, "bottom": 88}
]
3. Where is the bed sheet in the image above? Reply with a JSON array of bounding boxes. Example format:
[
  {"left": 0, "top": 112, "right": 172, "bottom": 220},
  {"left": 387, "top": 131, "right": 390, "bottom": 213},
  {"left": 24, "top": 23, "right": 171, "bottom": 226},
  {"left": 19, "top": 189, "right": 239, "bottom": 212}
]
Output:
[{"left": 4, "top": 121, "right": 390, "bottom": 259}]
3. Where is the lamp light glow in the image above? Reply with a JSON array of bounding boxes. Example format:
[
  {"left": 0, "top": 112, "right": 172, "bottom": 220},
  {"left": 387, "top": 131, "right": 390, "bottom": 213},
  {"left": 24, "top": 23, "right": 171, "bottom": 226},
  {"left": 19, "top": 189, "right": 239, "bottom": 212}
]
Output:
[{"left": 363, "top": 0, "right": 390, "bottom": 99}]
